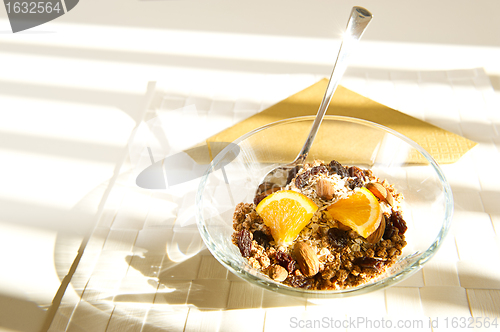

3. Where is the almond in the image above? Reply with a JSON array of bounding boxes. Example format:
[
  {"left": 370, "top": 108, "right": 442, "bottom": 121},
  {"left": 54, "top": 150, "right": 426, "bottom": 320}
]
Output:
[
  {"left": 386, "top": 191, "right": 394, "bottom": 206},
  {"left": 316, "top": 178, "right": 336, "bottom": 201},
  {"left": 293, "top": 242, "right": 320, "bottom": 277},
  {"left": 366, "top": 182, "right": 394, "bottom": 206},
  {"left": 365, "top": 214, "right": 385, "bottom": 243}
]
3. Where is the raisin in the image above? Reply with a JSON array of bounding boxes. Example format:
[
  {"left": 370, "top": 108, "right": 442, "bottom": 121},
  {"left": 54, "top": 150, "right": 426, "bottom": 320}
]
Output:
[
  {"left": 383, "top": 216, "right": 396, "bottom": 240},
  {"left": 287, "top": 274, "right": 308, "bottom": 288},
  {"left": 237, "top": 229, "right": 252, "bottom": 257},
  {"left": 348, "top": 166, "right": 364, "bottom": 179},
  {"left": 391, "top": 210, "right": 407, "bottom": 235},
  {"left": 353, "top": 257, "right": 384, "bottom": 271},
  {"left": 328, "top": 160, "right": 348, "bottom": 178},
  {"left": 327, "top": 228, "right": 350, "bottom": 248},
  {"left": 275, "top": 250, "right": 296, "bottom": 273},
  {"left": 348, "top": 178, "right": 363, "bottom": 190},
  {"left": 253, "top": 230, "right": 271, "bottom": 249},
  {"left": 310, "top": 165, "right": 328, "bottom": 177},
  {"left": 295, "top": 171, "right": 310, "bottom": 189}
]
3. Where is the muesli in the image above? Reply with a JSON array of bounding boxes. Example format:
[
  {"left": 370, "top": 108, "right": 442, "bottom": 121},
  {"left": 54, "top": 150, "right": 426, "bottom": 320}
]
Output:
[{"left": 232, "top": 159, "right": 407, "bottom": 290}]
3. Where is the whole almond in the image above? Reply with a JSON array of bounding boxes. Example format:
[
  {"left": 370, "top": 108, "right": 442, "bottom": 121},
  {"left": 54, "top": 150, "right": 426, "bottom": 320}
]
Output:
[
  {"left": 316, "top": 178, "right": 336, "bottom": 201},
  {"left": 365, "top": 214, "right": 386, "bottom": 244},
  {"left": 293, "top": 242, "right": 320, "bottom": 277},
  {"left": 366, "top": 182, "right": 394, "bottom": 206}
]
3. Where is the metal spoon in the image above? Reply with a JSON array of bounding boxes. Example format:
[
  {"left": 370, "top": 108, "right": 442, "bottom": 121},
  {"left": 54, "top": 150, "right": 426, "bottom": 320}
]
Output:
[{"left": 255, "top": 6, "right": 373, "bottom": 199}]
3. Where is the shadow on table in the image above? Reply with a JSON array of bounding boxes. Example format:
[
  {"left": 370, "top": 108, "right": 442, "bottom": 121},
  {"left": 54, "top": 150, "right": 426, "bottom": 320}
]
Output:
[
  {"left": 120, "top": 245, "right": 500, "bottom": 312},
  {"left": 489, "top": 74, "right": 500, "bottom": 92},
  {"left": 420, "top": 265, "right": 500, "bottom": 317},
  {"left": 55, "top": 258, "right": 500, "bottom": 332},
  {"left": 122, "top": 248, "right": 309, "bottom": 310},
  {"left": 0, "top": 294, "right": 47, "bottom": 332},
  {"left": 59, "top": 245, "right": 499, "bottom": 331}
]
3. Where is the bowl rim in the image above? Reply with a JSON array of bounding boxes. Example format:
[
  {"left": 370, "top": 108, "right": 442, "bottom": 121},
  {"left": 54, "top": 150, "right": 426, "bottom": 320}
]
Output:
[{"left": 196, "top": 115, "right": 453, "bottom": 298}]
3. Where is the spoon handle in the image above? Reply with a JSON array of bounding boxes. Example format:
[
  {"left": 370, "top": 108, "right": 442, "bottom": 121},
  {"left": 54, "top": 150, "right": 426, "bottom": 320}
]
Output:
[{"left": 296, "top": 6, "right": 373, "bottom": 163}]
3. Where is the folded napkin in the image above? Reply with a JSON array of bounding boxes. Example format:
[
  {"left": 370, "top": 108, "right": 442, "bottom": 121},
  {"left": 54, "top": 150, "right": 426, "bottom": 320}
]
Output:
[{"left": 205, "top": 79, "right": 476, "bottom": 164}]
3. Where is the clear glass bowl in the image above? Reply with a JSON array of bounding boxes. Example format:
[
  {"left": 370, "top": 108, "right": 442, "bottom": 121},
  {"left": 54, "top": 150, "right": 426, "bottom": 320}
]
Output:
[{"left": 196, "top": 116, "right": 453, "bottom": 298}]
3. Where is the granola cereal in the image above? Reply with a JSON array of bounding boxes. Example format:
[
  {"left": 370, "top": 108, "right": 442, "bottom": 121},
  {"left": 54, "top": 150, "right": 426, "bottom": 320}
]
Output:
[{"left": 231, "top": 159, "right": 408, "bottom": 290}]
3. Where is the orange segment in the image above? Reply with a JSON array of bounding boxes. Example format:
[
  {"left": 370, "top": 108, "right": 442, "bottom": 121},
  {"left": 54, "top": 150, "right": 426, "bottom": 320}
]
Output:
[
  {"left": 326, "top": 187, "right": 382, "bottom": 239},
  {"left": 256, "top": 190, "right": 318, "bottom": 245}
]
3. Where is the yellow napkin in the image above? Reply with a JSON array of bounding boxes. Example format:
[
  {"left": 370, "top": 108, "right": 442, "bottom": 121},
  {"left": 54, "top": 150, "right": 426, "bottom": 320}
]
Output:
[{"left": 203, "top": 79, "right": 476, "bottom": 164}]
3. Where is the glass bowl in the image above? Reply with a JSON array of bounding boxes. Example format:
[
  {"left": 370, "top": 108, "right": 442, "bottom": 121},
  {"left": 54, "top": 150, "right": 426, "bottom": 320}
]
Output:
[{"left": 196, "top": 116, "right": 453, "bottom": 298}]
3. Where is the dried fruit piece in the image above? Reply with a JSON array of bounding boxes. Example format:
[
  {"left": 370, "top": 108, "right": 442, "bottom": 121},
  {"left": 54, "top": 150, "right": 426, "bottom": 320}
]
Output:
[
  {"left": 390, "top": 210, "right": 407, "bottom": 235},
  {"left": 269, "top": 265, "right": 288, "bottom": 281},
  {"left": 295, "top": 171, "right": 310, "bottom": 189},
  {"left": 383, "top": 215, "right": 397, "bottom": 240},
  {"left": 353, "top": 257, "right": 384, "bottom": 271},
  {"left": 256, "top": 190, "right": 318, "bottom": 245},
  {"left": 287, "top": 274, "right": 308, "bottom": 288},
  {"left": 348, "top": 166, "right": 364, "bottom": 179},
  {"left": 325, "top": 187, "right": 383, "bottom": 239},
  {"left": 348, "top": 178, "right": 363, "bottom": 190},
  {"left": 275, "top": 250, "right": 296, "bottom": 273},
  {"left": 310, "top": 165, "right": 328, "bottom": 176},
  {"left": 327, "top": 228, "right": 350, "bottom": 248},
  {"left": 237, "top": 229, "right": 252, "bottom": 257},
  {"left": 253, "top": 230, "right": 271, "bottom": 249},
  {"left": 293, "top": 242, "right": 320, "bottom": 277},
  {"left": 328, "top": 160, "right": 348, "bottom": 178}
]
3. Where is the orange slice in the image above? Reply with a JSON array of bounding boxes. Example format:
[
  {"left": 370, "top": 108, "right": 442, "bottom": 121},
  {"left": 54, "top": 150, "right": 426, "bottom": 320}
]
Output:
[
  {"left": 325, "top": 187, "right": 382, "bottom": 238},
  {"left": 256, "top": 190, "right": 318, "bottom": 245}
]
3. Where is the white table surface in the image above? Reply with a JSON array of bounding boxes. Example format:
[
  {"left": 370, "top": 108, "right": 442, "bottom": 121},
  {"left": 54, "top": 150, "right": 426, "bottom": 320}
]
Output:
[{"left": 0, "top": 1, "right": 499, "bottom": 331}]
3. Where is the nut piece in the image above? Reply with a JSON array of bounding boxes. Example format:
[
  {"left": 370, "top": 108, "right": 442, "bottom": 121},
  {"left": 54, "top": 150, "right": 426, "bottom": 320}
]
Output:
[
  {"left": 315, "top": 178, "right": 336, "bottom": 201},
  {"left": 269, "top": 264, "right": 288, "bottom": 281},
  {"left": 386, "top": 191, "right": 394, "bottom": 206},
  {"left": 365, "top": 214, "right": 386, "bottom": 244},
  {"left": 293, "top": 242, "right": 320, "bottom": 277},
  {"left": 366, "top": 182, "right": 394, "bottom": 206}
]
